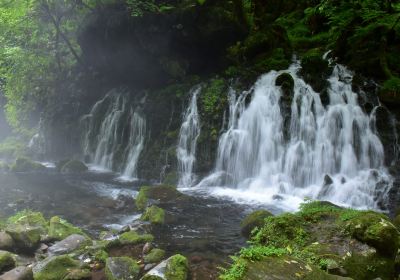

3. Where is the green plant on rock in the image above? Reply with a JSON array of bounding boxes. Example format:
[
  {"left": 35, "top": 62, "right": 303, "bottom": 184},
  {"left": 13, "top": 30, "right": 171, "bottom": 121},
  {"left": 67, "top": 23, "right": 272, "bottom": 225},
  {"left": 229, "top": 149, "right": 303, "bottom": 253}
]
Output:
[{"left": 141, "top": 205, "right": 165, "bottom": 225}]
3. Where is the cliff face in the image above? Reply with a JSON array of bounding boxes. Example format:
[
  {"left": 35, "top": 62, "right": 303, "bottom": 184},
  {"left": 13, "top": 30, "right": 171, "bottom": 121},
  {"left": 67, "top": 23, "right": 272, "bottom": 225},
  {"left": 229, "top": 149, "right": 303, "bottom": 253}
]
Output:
[{"left": 41, "top": 0, "right": 400, "bottom": 191}]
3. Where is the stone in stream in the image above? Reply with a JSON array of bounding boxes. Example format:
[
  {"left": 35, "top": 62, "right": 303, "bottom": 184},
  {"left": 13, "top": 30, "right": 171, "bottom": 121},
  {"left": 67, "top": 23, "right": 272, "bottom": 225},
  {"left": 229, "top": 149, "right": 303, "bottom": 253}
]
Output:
[
  {"left": 48, "top": 216, "right": 85, "bottom": 241},
  {"left": 0, "top": 251, "right": 15, "bottom": 274},
  {"left": 33, "top": 255, "right": 80, "bottom": 280},
  {"left": 105, "top": 257, "right": 140, "bottom": 280},
  {"left": 48, "top": 234, "right": 90, "bottom": 256},
  {"left": 0, "top": 266, "right": 33, "bottom": 280},
  {"left": 5, "top": 225, "right": 41, "bottom": 252},
  {"left": 240, "top": 210, "right": 273, "bottom": 238},
  {"left": 143, "top": 249, "right": 165, "bottom": 264},
  {"left": 0, "top": 233, "right": 14, "bottom": 251},
  {"left": 60, "top": 160, "right": 88, "bottom": 173},
  {"left": 142, "top": 254, "right": 189, "bottom": 280}
]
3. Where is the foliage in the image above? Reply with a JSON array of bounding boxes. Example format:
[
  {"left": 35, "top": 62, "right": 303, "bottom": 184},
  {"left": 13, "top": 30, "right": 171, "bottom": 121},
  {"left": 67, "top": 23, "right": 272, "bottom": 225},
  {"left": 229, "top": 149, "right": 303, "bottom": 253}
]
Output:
[{"left": 125, "top": 0, "right": 174, "bottom": 17}]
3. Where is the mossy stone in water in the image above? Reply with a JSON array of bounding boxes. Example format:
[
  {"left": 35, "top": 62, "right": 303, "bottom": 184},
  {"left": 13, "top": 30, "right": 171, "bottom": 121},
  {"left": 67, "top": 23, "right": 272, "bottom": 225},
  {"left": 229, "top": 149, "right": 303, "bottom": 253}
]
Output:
[
  {"left": 49, "top": 216, "right": 85, "bottom": 241},
  {"left": 240, "top": 210, "right": 273, "bottom": 238},
  {"left": 33, "top": 255, "right": 79, "bottom": 280},
  {"left": 60, "top": 160, "right": 88, "bottom": 173},
  {"left": 105, "top": 257, "right": 140, "bottom": 280},
  {"left": 63, "top": 268, "right": 92, "bottom": 280},
  {"left": 141, "top": 206, "right": 165, "bottom": 225},
  {"left": 118, "top": 231, "right": 154, "bottom": 245},
  {"left": 276, "top": 73, "right": 294, "bottom": 97},
  {"left": 136, "top": 185, "right": 182, "bottom": 211},
  {"left": 144, "top": 248, "right": 166, "bottom": 264},
  {"left": 10, "top": 157, "right": 45, "bottom": 172},
  {"left": 7, "top": 210, "right": 48, "bottom": 233},
  {"left": 165, "top": 254, "right": 189, "bottom": 280},
  {"left": 0, "top": 250, "right": 15, "bottom": 273}
]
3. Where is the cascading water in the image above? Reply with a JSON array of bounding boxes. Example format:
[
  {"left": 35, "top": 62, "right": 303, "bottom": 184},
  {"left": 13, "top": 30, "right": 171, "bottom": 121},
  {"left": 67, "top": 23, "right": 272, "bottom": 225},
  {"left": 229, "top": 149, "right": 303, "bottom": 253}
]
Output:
[
  {"left": 198, "top": 63, "right": 392, "bottom": 210},
  {"left": 81, "top": 91, "right": 146, "bottom": 179},
  {"left": 177, "top": 87, "right": 201, "bottom": 188}
]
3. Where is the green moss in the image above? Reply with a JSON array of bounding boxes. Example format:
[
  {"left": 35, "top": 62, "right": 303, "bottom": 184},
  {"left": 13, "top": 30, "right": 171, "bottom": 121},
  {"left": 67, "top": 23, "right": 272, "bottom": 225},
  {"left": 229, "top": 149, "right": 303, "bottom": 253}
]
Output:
[
  {"left": 48, "top": 216, "right": 85, "bottom": 241},
  {"left": 201, "top": 78, "right": 227, "bottom": 117},
  {"left": 136, "top": 186, "right": 150, "bottom": 211},
  {"left": 0, "top": 250, "right": 15, "bottom": 273},
  {"left": 94, "top": 249, "right": 109, "bottom": 263},
  {"left": 141, "top": 206, "right": 165, "bottom": 225},
  {"left": 380, "top": 77, "right": 400, "bottom": 104},
  {"left": 63, "top": 268, "right": 92, "bottom": 280},
  {"left": 240, "top": 210, "right": 272, "bottom": 237},
  {"left": 34, "top": 255, "right": 79, "bottom": 280},
  {"left": 105, "top": 257, "right": 140, "bottom": 280},
  {"left": 0, "top": 137, "right": 27, "bottom": 159},
  {"left": 136, "top": 185, "right": 182, "bottom": 211},
  {"left": 144, "top": 248, "right": 166, "bottom": 264},
  {"left": 118, "top": 231, "right": 154, "bottom": 245},
  {"left": 165, "top": 254, "right": 189, "bottom": 280},
  {"left": 220, "top": 201, "right": 399, "bottom": 280},
  {"left": 7, "top": 210, "right": 48, "bottom": 231},
  {"left": 10, "top": 157, "right": 46, "bottom": 172}
]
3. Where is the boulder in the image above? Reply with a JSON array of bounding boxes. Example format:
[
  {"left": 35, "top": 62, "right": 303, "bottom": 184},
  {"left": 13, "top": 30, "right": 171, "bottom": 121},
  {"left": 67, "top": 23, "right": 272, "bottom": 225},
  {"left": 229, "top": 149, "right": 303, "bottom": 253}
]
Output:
[
  {"left": 118, "top": 231, "right": 154, "bottom": 246},
  {"left": 5, "top": 225, "right": 41, "bottom": 251},
  {"left": 0, "top": 233, "right": 14, "bottom": 251},
  {"left": 48, "top": 234, "right": 90, "bottom": 256},
  {"left": 240, "top": 210, "right": 273, "bottom": 238},
  {"left": 33, "top": 255, "right": 79, "bottom": 280},
  {"left": 60, "top": 160, "right": 88, "bottom": 174},
  {"left": 136, "top": 185, "right": 183, "bottom": 211},
  {"left": 48, "top": 216, "right": 85, "bottom": 241},
  {"left": 10, "top": 157, "right": 45, "bottom": 172},
  {"left": 0, "top": 251, "right": 15, "bottom": 274},
  {"left": 144, "top": 249, "right": 166, "bottom": 264},
  {"left": 141, "top": 206, "right": 165, "bottom": 225},
  {"left": 0, "top": 266, "right": 33, "bottom": 280},
  {"left": 63, "top": 268, "right": 91, "bottom": 280},
  {"left": 142, "top": 254, "right": 188, "bottom": 280},
  {"left": 105, "top": 257, "right": 140, "bottom": 280}
]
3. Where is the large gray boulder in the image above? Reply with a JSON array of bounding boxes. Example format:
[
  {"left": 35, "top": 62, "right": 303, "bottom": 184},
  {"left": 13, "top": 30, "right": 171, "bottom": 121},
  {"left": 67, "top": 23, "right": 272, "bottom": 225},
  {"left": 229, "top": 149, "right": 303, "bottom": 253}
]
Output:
[{"left": 48, "top": 234, "right": 89, "bottom": 256}]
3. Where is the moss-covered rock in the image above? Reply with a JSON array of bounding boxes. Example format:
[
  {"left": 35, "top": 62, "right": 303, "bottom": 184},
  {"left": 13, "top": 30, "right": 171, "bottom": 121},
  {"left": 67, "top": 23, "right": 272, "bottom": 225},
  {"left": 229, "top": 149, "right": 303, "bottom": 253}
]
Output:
[
  {"left": 220, "top": 201, "right": 400, "bottom": 280},
  {"left": 299, "top": 48, "right": 330, "bottom": 93},
  {"left": 0, "top": 232, "right": 14, "bottom": 250},
  {"left": 165, "top": 254, "right": 189, "bottom": 280},
  {"left": 136, "top": 185, "right": 182, "bottom": 211},
  {"left": 118, "top": 231, "right": 154, "bottom": 246},
  {"left": 144, "top": 248, "right": 166, "bottom": 264},
  {"left": 33, "top": 255, "right": 79, "bottom": 280},
  {"left": 60, "top": 160, "right": 88, "bottom": 173},
  {"left": 141, "top": 206, "right": 165, "bottom": 225},
  {"left": 105, "top": 257, "right": 140, "bottom": 280},
  {"left": 5, "top": 211, "right": 47, "bottom": 251},
  {"left": 10, "top": 157, "right": 46, "bottom": 172},
  {"left": 380, "top": 77, "right": 400, "bottom": 105},
  {"left": 63, "top": 268, "right": 91, "bottom": 280},
  {"left": 240, "top": 210, "right": 273, "bottom": 238},
  {"left": 0, "top": 250, "right": 15, "bottom": 274},
  {"left": 48, "top": 216, "right": 85, "bottom": 241}
]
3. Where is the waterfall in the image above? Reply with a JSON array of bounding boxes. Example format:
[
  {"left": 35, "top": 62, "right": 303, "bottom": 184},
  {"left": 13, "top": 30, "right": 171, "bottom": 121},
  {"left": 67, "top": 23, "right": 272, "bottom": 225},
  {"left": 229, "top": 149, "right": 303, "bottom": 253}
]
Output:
[
  {"left": 177, "top": 87, "right": 201, "bottom": 188},
  {"left": 82, "top": 91, "right": 146, "bottom": 179},
  {"left": 198, "top": 63, "right": 392, "bottom": 210}
]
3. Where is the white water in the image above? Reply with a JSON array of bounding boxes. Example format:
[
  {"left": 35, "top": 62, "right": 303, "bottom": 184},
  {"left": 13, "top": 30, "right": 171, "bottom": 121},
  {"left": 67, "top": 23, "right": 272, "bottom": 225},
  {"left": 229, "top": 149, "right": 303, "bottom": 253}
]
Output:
[
  {"left": 82, "top": 91, "right": 146, "bottom": 179},
  {"left": 198, "top": 63, "right": 392, "bottom": 210},
  {"left": 177, "top": 87, "right": 201, "bottom": 188}
]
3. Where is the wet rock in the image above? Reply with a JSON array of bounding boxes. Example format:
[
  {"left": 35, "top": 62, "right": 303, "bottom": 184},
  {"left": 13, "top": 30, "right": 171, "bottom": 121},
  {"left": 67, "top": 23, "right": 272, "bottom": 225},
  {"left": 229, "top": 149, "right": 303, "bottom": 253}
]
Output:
[
  {"left": 142, "top": 254, "right": 188, "bottom": 280},
  {"left": 33, "top": 255, "right": 79, "bottom": 280},
  {"left": 240, "top": 210, "right": 273, "bottom": 238},
  {"left": 299, "top": 48, "right": 331, "bottom": 93},
  {"left": 272, "top": 194, "right": 283, "bottom": 201},
  {"left": 63, "top": 268, "right": 91, "bottom": 280},
  {"left": 105, "top": 257, "right": 140, "bottom": 280},
  {"left": 318, "top": 174, "right": 334, "bottom": 198},
  {"left": 141, "top": 206, "right": 165, "bottom": 225},
  {"left": 48, "top": 234, "right": 90, "bottom": 256},
  {"left": 144, "top": 249, "right": 165, "bottom": 264},
  {"left": 0, "top": 266, "right": 33, "bottom": 280},
  {"left": 5, "top": 225, "right": 41, "bottom": 251},
  {"left": 142, "top": 243, "right": 152, "bottom": 255},
  {"left": 60, "top": 160, "right": 88, "bottom": 173},
  {"left": 48, "top": 216, "right": 85, "bottom": 241},
  {"left": 243, "top": 256, "right": 352, "bottom": 280},
  {"left": 276, "top": 73, "right": 294, "bottom": 98},
  {"left": 118, "top": 231, "right": 154, "bottom": 246},
  {"left": 0, "top": 251, "right": 15, "bottom": 274},
  {"left": 136, "top": 185, "right": 183, "bottom": 211},
  {"left": 0, "top": 233, "right": 14, "bottom": 251},
  {"left": 10, "top": 157, "right": 45, "bottom": 173}
]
